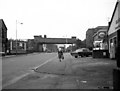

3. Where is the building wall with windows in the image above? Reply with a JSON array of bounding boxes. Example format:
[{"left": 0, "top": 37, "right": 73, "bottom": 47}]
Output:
[
  {"left": 27, "top": 39, "right": 36, "bottom": 52},
  {"left": 93, "top": 28, "right": 108, "bottom": 50},
  {"left": 86, "top": 28, "right": 95, "bottom": 49},
  {"left": 86, "top": 26, "right": 108, "bottom": 50},
  {"left": 0, "top": 19, "right": 7, "bottom": 55}
]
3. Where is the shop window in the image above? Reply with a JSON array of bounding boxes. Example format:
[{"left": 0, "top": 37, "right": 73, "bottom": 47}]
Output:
[
  {"left": 110, "top": 39, "right": 112, "bottom": 44},
  {"left": 114, "top": 37, "right": 117, "bottom": 45},
  {"left": 2, "top": 29, "right": 5, "bottom": 39}
]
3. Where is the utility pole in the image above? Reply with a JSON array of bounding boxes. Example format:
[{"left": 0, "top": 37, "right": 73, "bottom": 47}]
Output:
[
  {"left": 16, "top": 20, "right": 23, "bottom": 55},
  {"left": 16, "top": 20, "right": 17, "bottom": 55}
]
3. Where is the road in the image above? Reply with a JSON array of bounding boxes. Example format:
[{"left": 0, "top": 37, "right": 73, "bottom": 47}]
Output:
[
  {"left": 2, "top": 53, "right": 58, "bottom": 88},
  {"left": 2, "top": 53, "right": 116, "bottom": 89}
]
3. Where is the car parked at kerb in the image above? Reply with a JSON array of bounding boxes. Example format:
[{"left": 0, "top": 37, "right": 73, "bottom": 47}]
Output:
[{"left": 70, "top": 48, "right": 92, "bottom": 58}]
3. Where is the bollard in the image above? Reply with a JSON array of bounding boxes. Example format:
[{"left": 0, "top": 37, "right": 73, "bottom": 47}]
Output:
[{"left": 113, "top": 68, "right": 120, "bottom": 89}]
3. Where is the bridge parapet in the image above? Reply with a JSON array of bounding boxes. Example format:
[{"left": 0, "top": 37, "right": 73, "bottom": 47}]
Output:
[{"left": 34, "top": 36, "right": 77, "bottom": 44}]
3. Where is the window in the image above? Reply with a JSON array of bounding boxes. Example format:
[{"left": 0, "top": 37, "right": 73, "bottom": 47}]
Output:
[
  {"left": 114, "top": 37, "right": 117, "bottom": 45},
  {"left": 2, "top": 29, "right": 5, "bottom": 38}
]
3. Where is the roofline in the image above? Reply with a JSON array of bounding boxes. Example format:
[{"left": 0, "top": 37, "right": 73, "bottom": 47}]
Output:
[
  {"left": 95, "top": 26, "right": 108, "bottom": 29},
  {"left": 92, "top": 32, "right": 97, "bottom": 38},
  {"left": 92, "top": 28, "right": 107, "bottom": 38},
  {"left": 108, "top": 1, "right": 119, "bottom": 31},
  {"left": 0, "top": 19, "right": 7, "bottom": 30}
]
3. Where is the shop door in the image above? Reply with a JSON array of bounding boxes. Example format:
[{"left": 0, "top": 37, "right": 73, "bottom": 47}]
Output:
[{"left": 113, "top": 37, "right": 117, "bottom": 59}]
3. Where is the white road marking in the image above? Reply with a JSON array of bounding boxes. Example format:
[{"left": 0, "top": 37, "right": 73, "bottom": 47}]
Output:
[
  {"left": 33, "top": 56, "right": 57, "bottom": 70},
  {"left": 41, "top": 74, "right": 58, "bottom": 79}
]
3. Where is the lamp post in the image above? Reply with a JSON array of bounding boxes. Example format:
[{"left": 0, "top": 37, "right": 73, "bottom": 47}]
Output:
[{"left": 16, "top": 20, "right": 23, "bottom": 55}]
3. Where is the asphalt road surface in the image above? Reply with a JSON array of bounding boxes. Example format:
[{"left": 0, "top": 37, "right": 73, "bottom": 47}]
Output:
[
  {"left": 2, "top": 53, "right": 116, "bottom": 89},
  {"left": 2, "top": 53, "right": 58, "bottom": 88}
]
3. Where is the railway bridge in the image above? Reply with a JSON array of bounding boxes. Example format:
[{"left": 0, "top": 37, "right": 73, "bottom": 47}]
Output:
[{"left": 33, "top": 35, "right": 77, "bottom": 52}]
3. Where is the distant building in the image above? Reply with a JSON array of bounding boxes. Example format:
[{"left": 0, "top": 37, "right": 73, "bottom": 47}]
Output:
[
  {"left": 9, "top": 39, "right": 27, "bottom": 54},
  {"left": 0, "top": 19, "right": 8, "bottom": 55},
  {"left": 86, "top": 28, "right": 96, "bottom": 49},
  {"left": 27, "top": 39, "right": 36, "bottom": 52},
  {"left": 90, "top": 26, "right": 109, "bottom": 58},
  {"left": 93, "top": 26, "right": 108, "bottom": 50},
  {"left": 86, "top": 26, "right": 108, "bottom": 50}
]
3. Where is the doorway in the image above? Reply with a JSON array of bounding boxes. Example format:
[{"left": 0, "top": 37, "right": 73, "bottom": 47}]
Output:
[{"left": 117, "top": 29, "right": 120, "bottom": 67}]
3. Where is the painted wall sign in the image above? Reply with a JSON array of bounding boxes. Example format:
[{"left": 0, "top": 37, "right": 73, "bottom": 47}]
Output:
[
  {"left": 98, "top": 32, "right": 106, "bottom": 38},
  {"left": 116, "top": 18, "right": 120, "bottom": 24},
  {"left": 115, "top": 17, "right": 120, "bottom": 30}
]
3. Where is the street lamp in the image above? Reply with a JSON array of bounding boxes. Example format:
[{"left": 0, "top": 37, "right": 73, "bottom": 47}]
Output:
[{"left": 16, "top": 20, "right": 23, "bottom": 55}]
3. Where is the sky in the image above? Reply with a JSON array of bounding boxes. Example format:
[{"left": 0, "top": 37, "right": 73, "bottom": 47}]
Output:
[{"left": 0, "top": 0, "right": 117, "bottom": 40}]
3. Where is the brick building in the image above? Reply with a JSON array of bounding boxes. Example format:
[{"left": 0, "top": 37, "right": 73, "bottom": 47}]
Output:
[
  {"left": 86, "top": 28, "right": 96, "bottom": 49},
  {"left": 27, "top": 39, "right": 36, "bottom": 53},
  {"left": 0, "top": 19, "right": 8, "bottom": 55},
  {"left": 86, "top": 26, "right": 108, "bottom": 50},
  {"left": 92, "top": 26, "right": 109, "bottom": 58}
]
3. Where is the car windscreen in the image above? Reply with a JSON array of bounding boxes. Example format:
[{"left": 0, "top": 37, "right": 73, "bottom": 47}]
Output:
[
  {"left": 75, "top": 49, "right": 82, "bottom": 52},
  {"left": 82, "top": 48, "right": 90, "bottom": 52}
]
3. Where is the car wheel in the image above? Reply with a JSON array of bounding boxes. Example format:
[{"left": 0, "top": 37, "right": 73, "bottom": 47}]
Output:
[
  {"left": 81, "top": 55, "right": 83, "bottom": 57},
  {"left": 75, "top": 56, "right": 78, "bottom": 58},
  {"left": 86, "top": 55, "right": 88, "bottom": 57}
]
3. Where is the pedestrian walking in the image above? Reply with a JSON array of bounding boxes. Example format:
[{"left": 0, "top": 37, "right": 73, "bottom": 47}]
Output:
[{"left": 58, "top": 48, "right": 64, "bottom": 62}]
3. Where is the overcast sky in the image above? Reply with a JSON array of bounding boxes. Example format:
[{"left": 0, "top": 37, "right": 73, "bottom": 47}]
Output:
[{"left": 0, "top": 0, "right": 117, "bottom": 40}]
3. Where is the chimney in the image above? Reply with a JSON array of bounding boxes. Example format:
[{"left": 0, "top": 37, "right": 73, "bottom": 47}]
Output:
[
  {"left": 44, "top": 35, "right": 47, "bottom": 38},
  {"left": 39, "top": 35, "right": 42, "bottom": 38},
  {"left": 71, "top": 36, "right": 76, "bottom": 39}
]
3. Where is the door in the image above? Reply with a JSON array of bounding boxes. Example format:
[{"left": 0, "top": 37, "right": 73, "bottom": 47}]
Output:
[
  {"left": 113, "top": 37, "right": 117, "bottom": 59},
  {"left": 117, "top": 30, "right": 120, "bottom": 67}
]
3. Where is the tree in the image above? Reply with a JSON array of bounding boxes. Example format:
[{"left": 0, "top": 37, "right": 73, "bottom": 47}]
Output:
[{"left": 75, "top": 39, "right": 86, "bottom": 49}]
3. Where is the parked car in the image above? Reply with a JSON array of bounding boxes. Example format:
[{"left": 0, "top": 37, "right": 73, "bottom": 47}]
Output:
[
  {"left": 70, "top": 48, "right": 92, "bottom": 58},
  {"left": 46, "top": 49, "right": 52, "bottom": 53},
  {"left": 0, "top": 52, "right": 5, "bottom": 56}
]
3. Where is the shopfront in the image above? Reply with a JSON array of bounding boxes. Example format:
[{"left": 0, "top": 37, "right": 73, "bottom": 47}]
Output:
[
  {"left": 92, "top": 29, "right": 109, "bottom": 58},
  {"left": 108, "top": 0, "right": 120, "bottom": 59},
  {"left": 110, "top": 1, "right": 120, "bottom": 89}
]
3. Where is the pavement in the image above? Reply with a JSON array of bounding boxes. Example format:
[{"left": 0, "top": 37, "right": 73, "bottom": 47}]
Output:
[
  {"left": 0, "top": 53, "right": 40, "bottom": 58},
  {"left": 2, "top": 56, "right": 117, "bottom": 89}
]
